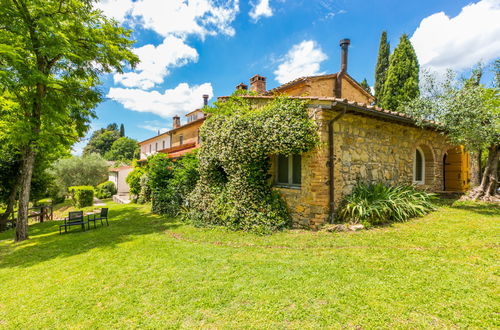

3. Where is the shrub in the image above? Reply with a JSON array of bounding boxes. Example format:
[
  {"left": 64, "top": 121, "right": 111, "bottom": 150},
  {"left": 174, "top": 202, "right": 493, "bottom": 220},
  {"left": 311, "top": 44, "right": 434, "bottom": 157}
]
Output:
[
  {"left": 126, "top": 164, "right": 146, "bottom": 201},
  {"left": 96, "top": 181, "right": 117, "bottom": 199},
  {"left": 137, "top": 173, "right": 151, "bottom": 204},
  {"left": 337, "top": 182, "right": 436, "bottom": 226},
  {"left": 68, "top": 186, "right": 94, "bottom": 208}
]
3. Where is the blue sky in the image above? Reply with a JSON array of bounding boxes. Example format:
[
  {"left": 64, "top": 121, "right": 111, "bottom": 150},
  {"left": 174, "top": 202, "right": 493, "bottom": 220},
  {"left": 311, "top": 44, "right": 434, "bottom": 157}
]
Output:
[{"left": 74, "top": 0, "right": 500, "bottom": 154}]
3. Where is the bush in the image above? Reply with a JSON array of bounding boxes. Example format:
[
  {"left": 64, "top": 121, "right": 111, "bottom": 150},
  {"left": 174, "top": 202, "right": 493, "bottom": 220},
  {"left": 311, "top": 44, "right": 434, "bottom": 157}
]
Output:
[
  {"left": 68, "top": 186, "right": 94, "bottom": 208},
  {"left": 96, "top": 181, "right": 117, "bottom": 199},
  {"left": 337, "top": 182, "right": 436, "bottom": 226},
  {"left": 126, "top": 165, "right": 146, "bottom": 200}
]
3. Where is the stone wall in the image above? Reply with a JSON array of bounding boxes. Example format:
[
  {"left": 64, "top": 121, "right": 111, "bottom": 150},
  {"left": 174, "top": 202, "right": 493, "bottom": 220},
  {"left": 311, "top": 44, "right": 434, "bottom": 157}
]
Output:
[
  {"left": 271, "top": 105, "right": 473, "bottom": 229},
  {"left": 332, "top": 112, "right": 453, "bottom": 206}
]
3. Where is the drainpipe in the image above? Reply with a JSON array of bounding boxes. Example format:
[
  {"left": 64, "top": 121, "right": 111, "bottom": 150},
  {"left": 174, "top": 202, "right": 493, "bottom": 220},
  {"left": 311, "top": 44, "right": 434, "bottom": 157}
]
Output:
[{"left": 328, "top": 104, "right": 347, "bottom": 223}]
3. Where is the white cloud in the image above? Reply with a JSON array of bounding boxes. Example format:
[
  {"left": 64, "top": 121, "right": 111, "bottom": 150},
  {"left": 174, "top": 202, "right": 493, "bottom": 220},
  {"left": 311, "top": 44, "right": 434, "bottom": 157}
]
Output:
[
  {"left": 131, "top": 0, "right": 239, "bottom": 38},
  {"left": 411, "top": 0, "right": 500, "bottom": 72},
  {"left": 114, "top": 36, "right": 198, "bottom": 89},
  {"left": 138, "top": 120, "right": 169, "bottom": 134},
  {"left": 95, "top": 0, "right": 134, "bottom": 23},
  {"left": 96, "top": 0, "right": 239, "bottom": 38},
  {"left": 250, "top": 0, "right": 273, "bottom": 22},
  {"left": 274, "top": 40, "right": 328, "bottom": 84},
  {"left": 107, "top": 83, "right": 213, "bottom": 118}
]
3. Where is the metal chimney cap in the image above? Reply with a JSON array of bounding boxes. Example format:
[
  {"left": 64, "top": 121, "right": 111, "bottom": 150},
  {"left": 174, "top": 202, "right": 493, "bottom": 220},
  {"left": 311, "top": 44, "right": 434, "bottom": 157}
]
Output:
[{"left": 340, "top": 39, "right": 351, "bottom": 46}]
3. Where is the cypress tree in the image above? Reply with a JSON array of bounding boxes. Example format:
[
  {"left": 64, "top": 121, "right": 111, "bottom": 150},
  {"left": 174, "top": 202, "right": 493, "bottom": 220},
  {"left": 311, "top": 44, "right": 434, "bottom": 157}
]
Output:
[
  {"left": 381, "top": 34, "right": 419, "bottom": 110},
  {"left": 120, "top": 123, "right": 125, "bottom": 137},
  {"left": 359, "top": 78, "right": 371, "bottom": 94},
  {"left": 374, "top": 31, "right": 390, "bottom": 103}
]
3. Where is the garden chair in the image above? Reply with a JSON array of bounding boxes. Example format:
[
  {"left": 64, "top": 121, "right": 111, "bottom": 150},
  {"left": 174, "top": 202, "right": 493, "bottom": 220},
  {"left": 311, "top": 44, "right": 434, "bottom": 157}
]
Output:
[
  {"left": 59, "top": 211, "right": 86, "bottom": 234},
  {"left": 88, "top": 208, "right": 109, "bottom": 228}
]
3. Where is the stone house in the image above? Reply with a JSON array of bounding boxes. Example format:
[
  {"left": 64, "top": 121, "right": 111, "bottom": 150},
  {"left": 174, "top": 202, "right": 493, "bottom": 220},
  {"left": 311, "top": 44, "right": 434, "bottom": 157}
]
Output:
[
  {"left": 138, "top": 95, "right": 208, "bottom": 160},
  {"left": 229, "top": 39, "right": 476, "bottom": 229}
]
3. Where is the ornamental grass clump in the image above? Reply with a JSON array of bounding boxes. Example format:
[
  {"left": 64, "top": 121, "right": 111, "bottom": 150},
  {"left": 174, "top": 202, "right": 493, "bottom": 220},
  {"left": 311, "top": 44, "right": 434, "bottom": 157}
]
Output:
[
  {"left": 185, "top": 95, "right": 319, "bottom": 234},
  {"left": 337, "top": 182, "right": 436, "bottom": 226}
]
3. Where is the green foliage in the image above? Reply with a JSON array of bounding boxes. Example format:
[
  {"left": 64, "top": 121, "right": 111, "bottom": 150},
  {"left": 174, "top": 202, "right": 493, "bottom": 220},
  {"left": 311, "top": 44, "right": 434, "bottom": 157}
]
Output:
[
  {"left": 68, "top": 186, "right": 94, "bottom": 208},
  {"left": 104, "top": 137, "right": 139, "bottom": 161},
  {"left": 381, "top": 34, "right": 419, "bottom": 110},
  {"left": 83, "top": 128, "right": 121, "bottom": 157},
  {"left": 148, "top": 151, "right": 200, "bottom": 216},
  {"left": 119, "top": 124, "right": 125, "bottom": 137},
  {"left": 359, "top": 78, "right": 371, "bottom": 94},
  {"left": 126, "top": 166, "right": 146, "bottom": 198},
  {"left": 0, "top": 144, "right": 20, "bottom": 205},
  {"left": 337, "top": 182, "right": 436, "bottom": 226},
  {"left": 186, "top": 96, "right": 319, "bottom": 234},
  {"left": 51, "top": 154, "right": 109, "bottom": 192},
  {"left": 404, "top": 68, "right": 499, "bottom": 153},
  {"left": 96, "top": 181, "right": 117, "bottom": 199},
  {"left": 375, "top": 31, "right": 390, "bottom": 102},
  {"left": 138, "top": 173, "right": 151, "bottom": 204}
]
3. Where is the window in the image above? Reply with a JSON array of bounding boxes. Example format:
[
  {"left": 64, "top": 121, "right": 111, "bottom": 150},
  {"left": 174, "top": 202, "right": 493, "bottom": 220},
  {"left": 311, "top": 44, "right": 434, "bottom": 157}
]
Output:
[
  {"left": 179, "top": 135, "right": 183, "bottom": 145},
  {"left": 155, "top": 143, "right": 158, "bottom": 151},
  {"left": 162, "top": 140, "right": 165, "bottom": 149},
  {"left": 276, "top": 154, "right": 301, "bottom": 187},
  {"left": 149, "top": 144, "right": 151, "bottom": 153},
  {"left": 413, "top": 148, "right": 425, "bottom": 184}
]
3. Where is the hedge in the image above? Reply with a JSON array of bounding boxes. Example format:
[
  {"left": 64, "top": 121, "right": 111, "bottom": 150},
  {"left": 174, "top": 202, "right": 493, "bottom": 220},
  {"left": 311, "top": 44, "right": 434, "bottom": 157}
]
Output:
[
  {"left": 96, "top": 181, "right": 117, "bottom": 199},
  {"left": 68, "top": 186, "right": 94, "bottom": 208}
]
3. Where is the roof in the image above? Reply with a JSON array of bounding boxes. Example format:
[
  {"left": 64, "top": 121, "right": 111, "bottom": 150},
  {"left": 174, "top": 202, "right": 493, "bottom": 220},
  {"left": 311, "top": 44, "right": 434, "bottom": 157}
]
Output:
[
  {"left": 219, "top": 95, "right": 440, "bottom": 128},
  {"left": 109, "top": 165, "right": 133, "bottom": 172},
  {"left": 265, "top": 73, "right": 374, "bottom": 100},
  {"left": 185, "top": 109, "right": 204, "bottom": 117},
  {"left": 138, "top": 117, "right": 206, "bottom": 145}
]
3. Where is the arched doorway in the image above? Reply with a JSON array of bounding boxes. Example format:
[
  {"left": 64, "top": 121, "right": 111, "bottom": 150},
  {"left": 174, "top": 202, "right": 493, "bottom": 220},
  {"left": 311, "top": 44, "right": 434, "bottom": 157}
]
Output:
[{"left": 443, "top": 146, "right": 470, "bottom": 192}]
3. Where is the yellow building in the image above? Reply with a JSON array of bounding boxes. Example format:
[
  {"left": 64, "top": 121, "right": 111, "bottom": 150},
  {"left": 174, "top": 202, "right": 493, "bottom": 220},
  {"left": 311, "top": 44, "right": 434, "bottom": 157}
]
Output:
[
  {"left": 226, "top": 39, "right": 474, "bottom": 228},
  {"left": 138, "top": 96, "right": 208, "bottom": 159}
]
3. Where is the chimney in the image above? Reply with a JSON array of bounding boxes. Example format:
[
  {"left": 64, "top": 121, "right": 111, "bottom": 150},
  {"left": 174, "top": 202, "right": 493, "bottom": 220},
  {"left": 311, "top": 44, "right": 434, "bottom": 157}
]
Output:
[
  {"left": 250, "top": 74, "right": 266, "bottom": 94},
  {"left": 173, "top": 115, "right": 180, "bottom": 129},
  {"left": 335, "top": 38, "right": 350, "bottom": 98},
  {"left": 203, "top": 94, "right": 209, "bottom": 106},
  {"left": 236, "top": 83, "right": 248, "bottom": 91}
]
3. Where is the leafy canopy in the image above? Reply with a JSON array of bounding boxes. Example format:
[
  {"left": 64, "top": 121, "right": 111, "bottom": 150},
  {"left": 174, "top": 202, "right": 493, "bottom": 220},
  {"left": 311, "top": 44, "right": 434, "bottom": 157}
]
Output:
[
  {"left": 105, "top": 137, "right": 139, "bottom": 161},
  {"left": 404, "top": 68, "right": 499, "bottom": 152},
  {"left": 0, "top": 0, "right": 138, "bottom": 151},
  {"left": 51, "top": 154, "right": 109, "bottom": 191}
]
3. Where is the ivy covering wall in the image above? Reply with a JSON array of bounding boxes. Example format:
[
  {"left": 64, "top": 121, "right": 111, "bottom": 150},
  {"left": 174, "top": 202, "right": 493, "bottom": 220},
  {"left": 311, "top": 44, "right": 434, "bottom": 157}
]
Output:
[{"left": 186, "top": 96, "right": 319, "bottom": 234}]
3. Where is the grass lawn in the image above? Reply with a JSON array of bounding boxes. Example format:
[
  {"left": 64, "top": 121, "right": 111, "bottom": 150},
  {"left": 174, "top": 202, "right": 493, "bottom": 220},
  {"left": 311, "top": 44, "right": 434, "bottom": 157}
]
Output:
[{"left": 0, "top": 200, "right": 498, "bottom": 328}]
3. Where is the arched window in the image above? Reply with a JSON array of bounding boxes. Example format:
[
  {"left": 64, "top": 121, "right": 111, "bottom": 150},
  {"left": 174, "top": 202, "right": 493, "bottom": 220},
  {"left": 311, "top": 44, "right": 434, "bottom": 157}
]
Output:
[{"left": 413, "top": 148, "right": 425, "bottom": 184}]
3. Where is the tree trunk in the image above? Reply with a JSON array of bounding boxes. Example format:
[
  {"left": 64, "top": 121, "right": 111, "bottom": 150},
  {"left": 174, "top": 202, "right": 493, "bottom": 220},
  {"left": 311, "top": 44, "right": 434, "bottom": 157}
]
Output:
[
  {"left": 0, "top": 182, "right": 19, "bottom": 232},
  {"left": 15, "top": 146, "right": 36, "bottom": 241},
  {"left": 468, "top": 144, "right": 500, "bottom": 201}
]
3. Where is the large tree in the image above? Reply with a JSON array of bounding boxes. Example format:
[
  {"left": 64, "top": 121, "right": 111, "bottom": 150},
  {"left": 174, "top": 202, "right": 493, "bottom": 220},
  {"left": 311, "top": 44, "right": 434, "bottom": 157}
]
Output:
[
  {"left": 51, "top": 154, "right": 109, "bottom": 191},
  {"left": 374, "top": 31, "right": 390, "bottom": 103},
  {"left": 83, "top": 126, "right": 121, "bottom": 156},
  {"left": 105, "top": 136, "right": 139, "bottom": 161},
  {"left": 404, "top": 66, "right": 499, "bottom": 200},
  {"left": 381, "top": 34, "right": 419, "bottom": 110},
  {"left": 0, "top": 0, "right": 138, "bottom": 241}
]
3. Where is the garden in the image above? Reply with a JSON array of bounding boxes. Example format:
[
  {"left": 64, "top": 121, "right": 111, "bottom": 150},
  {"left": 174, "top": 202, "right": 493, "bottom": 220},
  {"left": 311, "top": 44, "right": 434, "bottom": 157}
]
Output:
[{"left": 0, "top": 198, "right": 498, "bottom": 328}]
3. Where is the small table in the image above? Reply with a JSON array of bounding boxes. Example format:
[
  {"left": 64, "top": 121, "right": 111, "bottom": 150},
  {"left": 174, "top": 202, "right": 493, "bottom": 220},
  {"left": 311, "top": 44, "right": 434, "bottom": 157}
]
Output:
[{"left": 85, "top": 210, "right": 101, "bottom": 229}]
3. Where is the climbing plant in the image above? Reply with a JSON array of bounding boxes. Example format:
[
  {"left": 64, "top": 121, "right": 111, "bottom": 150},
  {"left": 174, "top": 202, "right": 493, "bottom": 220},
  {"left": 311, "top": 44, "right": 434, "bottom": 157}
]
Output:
[{"left": 185, "top": 95, "right": 319, "bottom": 234}]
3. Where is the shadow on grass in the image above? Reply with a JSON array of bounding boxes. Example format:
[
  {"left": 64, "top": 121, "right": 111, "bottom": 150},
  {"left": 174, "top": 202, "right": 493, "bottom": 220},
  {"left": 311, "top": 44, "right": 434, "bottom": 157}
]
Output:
[
  {"left": 450, "top": 202, "right": 500, "bottom": 217},
  {"left": 0, "top": 204, "right": 180, "bottom": 269}
]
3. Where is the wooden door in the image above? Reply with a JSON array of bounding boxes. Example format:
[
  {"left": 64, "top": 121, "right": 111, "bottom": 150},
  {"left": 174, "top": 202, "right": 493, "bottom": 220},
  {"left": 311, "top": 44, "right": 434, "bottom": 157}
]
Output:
[{"left": 444, "top": 146, "right": 470, "bottom": 192}]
